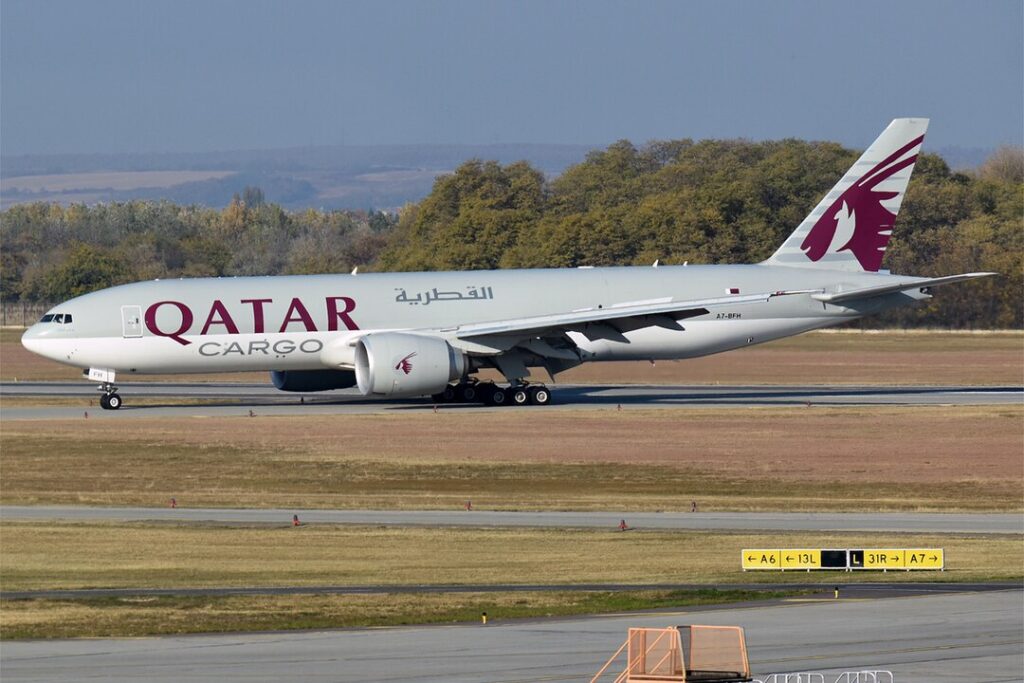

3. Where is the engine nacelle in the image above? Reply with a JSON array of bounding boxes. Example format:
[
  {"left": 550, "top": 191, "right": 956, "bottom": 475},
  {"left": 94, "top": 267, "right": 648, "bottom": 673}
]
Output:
[
  {"left": 355, "top": 332, "right": 466, "bottom": 398},
  {"left": 271, "top": 369, "right": 357, "bottom": 392}
]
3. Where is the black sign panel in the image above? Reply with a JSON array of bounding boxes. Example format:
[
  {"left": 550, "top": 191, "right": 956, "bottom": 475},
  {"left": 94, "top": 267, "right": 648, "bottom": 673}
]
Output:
[{"left": 820, "top": 550, "right": 847, "bottom": 569}]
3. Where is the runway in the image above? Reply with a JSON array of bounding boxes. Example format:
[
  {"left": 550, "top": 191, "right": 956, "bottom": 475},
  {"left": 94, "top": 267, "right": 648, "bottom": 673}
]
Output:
[
  {"left": 1, "top": 381, "right": 1021, "bottom": 419},
  {"left": 4, "top": 505, "right": 1020, "bottom": 534},
  {"left": 3, "top": 589, "right": 1020, "bottom": 683}
]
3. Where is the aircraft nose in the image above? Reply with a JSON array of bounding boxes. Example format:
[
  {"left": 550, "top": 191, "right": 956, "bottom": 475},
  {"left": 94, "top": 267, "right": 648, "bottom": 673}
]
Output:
[
  {"left": 21, "top": 324, "right": 46, "bottom": 353},
  {"left": 21, "top": 323, "right": 64, "bottom": 361}
]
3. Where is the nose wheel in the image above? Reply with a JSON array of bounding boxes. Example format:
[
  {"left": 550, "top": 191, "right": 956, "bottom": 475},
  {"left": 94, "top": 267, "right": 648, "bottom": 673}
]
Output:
[{"left": 98, "top": 384, "right": 122, "bottom": 410}]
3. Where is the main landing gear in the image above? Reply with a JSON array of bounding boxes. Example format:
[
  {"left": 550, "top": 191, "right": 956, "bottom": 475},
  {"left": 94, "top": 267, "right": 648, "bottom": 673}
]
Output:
[
  {"left": 98, "top": 384, "right": 122, "bottom": 410},
  {"left": 432, "top": 381, "right": 552, "bottom": 407}
]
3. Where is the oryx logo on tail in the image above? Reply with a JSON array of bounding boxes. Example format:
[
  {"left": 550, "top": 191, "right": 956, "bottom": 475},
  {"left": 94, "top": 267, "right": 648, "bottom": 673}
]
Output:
[
  {"left": 801, "top": 135, "right": 924, "bottom": 272},
  {"left": 763, "top": 118, "right": 928, "bottom": 273},
  {"left": 395, "top": 352, "right": 417, "bottom": 375}
]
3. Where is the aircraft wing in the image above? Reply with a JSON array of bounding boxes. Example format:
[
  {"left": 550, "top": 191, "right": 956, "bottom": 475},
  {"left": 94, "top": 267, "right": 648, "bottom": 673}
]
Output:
[
  {"left": 451, "top": 291, "right": 777, "bottom": 343},
  {"left": 811, "top": 272, "right": 997, "bottom": 304}
]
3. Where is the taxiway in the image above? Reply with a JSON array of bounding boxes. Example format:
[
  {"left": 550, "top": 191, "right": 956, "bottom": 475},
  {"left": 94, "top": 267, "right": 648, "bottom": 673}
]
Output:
[
  {"left": 2, "top": 505, "right": 1020, "bottom": 534},
  {"left": 2, "top": 589, "right": 1020, "bottom": 683}
]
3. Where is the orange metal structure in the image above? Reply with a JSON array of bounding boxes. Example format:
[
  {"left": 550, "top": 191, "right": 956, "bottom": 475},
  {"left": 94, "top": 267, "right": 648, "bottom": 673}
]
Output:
[{"left": 591, "top": 626, "right": 751, "bottom": 683}]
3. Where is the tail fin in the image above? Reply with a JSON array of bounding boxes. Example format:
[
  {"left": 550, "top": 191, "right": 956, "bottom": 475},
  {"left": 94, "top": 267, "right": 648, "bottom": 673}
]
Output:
[{"left": 764, "top": 118, "right": 929, "bottom": 272}]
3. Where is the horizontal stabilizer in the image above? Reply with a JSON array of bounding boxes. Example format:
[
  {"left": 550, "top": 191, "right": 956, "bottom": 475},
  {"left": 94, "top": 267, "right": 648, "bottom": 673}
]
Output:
[{"left": 812, "top": 272, "right": 997, "bottom": 304}]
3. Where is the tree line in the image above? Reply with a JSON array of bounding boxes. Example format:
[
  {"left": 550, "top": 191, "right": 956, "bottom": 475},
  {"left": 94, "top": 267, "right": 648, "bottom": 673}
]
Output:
[
  {"left": 1, "top": 190, "right": 396, "bottom": 302},
  {"left": 1, "top": 141, "right": 1020, "bottom": 328}
]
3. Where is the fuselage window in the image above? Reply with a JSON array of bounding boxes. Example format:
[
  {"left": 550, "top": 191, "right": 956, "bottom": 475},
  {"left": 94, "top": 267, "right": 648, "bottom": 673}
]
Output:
[
  {"left": 63, "top": 314, "right": 73, "bottom": 324},
  {"left": 40, "top": 314, "right": 55, "bottom": 323}
]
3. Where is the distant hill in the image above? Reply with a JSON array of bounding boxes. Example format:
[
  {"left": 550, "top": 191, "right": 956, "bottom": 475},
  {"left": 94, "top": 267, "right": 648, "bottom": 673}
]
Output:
[
  {"left": 0, "top": 144, "right": 599, "bottom": 211},
  {"left": 0, "top": 142, "right": 995, "bottom": 212}
]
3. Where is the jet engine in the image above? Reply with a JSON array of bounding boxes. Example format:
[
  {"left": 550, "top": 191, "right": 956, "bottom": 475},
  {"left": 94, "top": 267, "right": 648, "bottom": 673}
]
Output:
[
  {"left": 354, "top": 332, "right": 466, "bottom": 398},
  {"left": 271, "top": 369, "right": 357, "bottom": 392}
]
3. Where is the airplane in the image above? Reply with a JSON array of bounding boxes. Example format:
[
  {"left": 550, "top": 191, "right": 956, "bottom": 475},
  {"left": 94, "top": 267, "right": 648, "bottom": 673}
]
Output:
[{"left": 21, "top": 118, "right": 994, "bottom": 410}]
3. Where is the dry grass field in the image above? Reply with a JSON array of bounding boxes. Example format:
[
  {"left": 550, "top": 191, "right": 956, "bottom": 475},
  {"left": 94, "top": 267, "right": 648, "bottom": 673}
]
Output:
[
  {"left": 1, "top": 406, "right": 1020, "bottom": 511},
  {"left": 1, "top": 522, "right": 1018, "bottom": 638},
  {"left": 2, "top": 329, "right": 1021, "bottom": 385},
  {"left": 1, "top": 589, "right": 786, "bottom": 639},
  {"left": 1, "top": 170, "right": 234, "bottom": 192},
  {"left": 2, "top": 329, "right": 1020, "bottom": 638},
  {"left": 3, "top": 523, "right": 1018, "bottom": 592},
  {"left": 561, "top": 330, "right": 1024, "bottom": 386}
]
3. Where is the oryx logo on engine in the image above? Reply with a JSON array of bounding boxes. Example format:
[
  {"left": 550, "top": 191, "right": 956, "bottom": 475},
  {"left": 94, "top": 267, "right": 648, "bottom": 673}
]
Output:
[{"left": 395, "top": 352, "right": 417, "bottom": 375}]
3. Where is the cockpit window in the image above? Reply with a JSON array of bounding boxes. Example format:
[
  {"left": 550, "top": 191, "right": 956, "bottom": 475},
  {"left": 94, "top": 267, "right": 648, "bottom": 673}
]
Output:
[{"left": 38, "top": 313, "right": 72, "bottom": 323}]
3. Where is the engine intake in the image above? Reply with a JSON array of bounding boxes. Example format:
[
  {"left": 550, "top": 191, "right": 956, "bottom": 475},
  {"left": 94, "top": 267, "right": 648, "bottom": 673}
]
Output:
[
  {"left": 271, "top": 369, "right": 357, "bottom": 392},
  {"left": 355, "top": 332, "right": 466, "bottom": 398}
]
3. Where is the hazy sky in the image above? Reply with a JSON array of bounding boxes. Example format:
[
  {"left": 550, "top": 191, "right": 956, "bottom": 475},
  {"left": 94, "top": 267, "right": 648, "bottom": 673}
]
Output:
[{"left": 2, "top": 0, "right": 1021, "bottom": 155}]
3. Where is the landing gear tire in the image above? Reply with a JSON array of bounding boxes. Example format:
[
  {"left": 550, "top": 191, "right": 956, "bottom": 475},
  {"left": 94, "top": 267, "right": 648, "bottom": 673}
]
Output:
[
  {"left": 100, "top": 393, "right": 121, "bottom": 410},
  {"left": 528, "top": 386, "right": 551, "bottom": 406},
  {"left": 456, "top": 383, "right": 479, "bottom": 403},
  {"left": 510, "top": 386, "right": 531, "bottom": 406},
  {"left": 484, "top": 385, "right": 508, "bottom": 406}
]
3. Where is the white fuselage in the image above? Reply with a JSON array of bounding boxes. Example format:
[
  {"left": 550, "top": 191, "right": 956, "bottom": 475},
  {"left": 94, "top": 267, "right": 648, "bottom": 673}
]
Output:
[{"left": 21, "top": 264, "right": 921, "bottom": 377}]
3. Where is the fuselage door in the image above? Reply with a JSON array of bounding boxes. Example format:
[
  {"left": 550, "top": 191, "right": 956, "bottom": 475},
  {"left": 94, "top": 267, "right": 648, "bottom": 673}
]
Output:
[{"left": 121, "top": 305, "right": 143, "bottom": 338}]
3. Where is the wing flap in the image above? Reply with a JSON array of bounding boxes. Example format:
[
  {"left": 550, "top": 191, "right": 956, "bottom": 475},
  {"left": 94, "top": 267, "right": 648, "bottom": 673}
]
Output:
[
  {"left": 812, "top": 272, "right": 996, "bottom": 304},
  {"left": 454, "top": 293, "right": 770, "bottom": 341}
]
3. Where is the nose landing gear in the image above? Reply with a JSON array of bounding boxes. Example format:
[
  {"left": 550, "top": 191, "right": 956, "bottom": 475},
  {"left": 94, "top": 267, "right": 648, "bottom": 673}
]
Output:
[
  {"left": 98, "top": 384, "right": 122, "bottom": 410},
  {"left": 86, "top": 369, "right": 122, "bottom": 410}
]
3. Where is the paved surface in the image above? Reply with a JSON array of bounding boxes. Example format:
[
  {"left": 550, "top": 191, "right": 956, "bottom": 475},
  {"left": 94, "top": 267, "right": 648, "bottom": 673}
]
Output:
[
  {"left": 4, "top": 506, "right": 1020, "bottom": 534},
  {"left": 1, "top": 381, "right": 1021, "bottom": 419},
  {"left": 3, "top": 589, "right": 1020, "bottom": 683}
]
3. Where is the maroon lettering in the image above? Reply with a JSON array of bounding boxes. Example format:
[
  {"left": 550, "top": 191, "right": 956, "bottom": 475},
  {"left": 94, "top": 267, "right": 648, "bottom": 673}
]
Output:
[
  {"left": 278, "top": 298, "right": 316, "bottom": 333},
  {"left": 145, "top": 301, "right": 194, "bottom": 346},
  {"left": 326, "top": 296, "right": 359, "bottom": 331},
  {"left": 241, "top": 298, "right": 272, "bottom": 333},
  {"left": 200, "top": 300, "right": 240, "bottom": 335}
]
